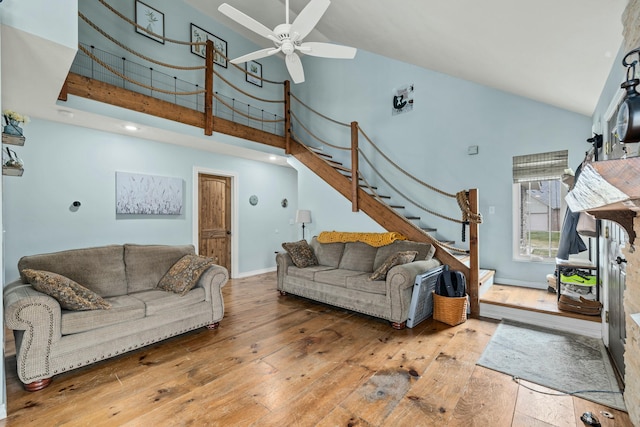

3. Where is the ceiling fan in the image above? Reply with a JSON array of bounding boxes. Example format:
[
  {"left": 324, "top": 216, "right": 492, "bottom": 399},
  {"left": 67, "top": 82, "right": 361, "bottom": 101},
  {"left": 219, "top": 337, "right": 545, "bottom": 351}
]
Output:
[{"left": 218, "top": 0, "right": 357, "bottom": 84}]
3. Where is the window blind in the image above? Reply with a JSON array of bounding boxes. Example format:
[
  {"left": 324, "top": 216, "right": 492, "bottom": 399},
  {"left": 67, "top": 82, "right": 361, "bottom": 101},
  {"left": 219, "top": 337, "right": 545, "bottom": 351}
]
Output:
[{"left": 512, "top": 150, "right": 568, "bottom": 183}]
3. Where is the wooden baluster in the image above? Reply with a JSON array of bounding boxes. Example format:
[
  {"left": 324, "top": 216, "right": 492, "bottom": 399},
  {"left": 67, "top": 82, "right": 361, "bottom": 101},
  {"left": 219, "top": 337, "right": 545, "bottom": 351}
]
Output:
[
  {"left": 468, "top": 188, "right": 480, "bottom": 318},
  {"left": 351, "top": 121, "right": 359, "bottom": 212},
  {"left": 284, "top": 80, "right": 291, "bottom": 155},
  {"left": 204, "top": 40, "right": 214, "bottom": 136}
]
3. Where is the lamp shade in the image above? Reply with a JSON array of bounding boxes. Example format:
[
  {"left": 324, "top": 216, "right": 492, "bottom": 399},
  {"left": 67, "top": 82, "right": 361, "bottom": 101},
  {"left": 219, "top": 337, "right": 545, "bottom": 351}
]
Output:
[{"left": 295, "top": 209, "right": 311, "bottom": 224}]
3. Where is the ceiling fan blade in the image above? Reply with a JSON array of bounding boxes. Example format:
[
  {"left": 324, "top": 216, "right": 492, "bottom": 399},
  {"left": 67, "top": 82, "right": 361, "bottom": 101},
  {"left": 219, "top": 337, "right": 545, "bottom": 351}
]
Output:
[
  {"left": 230, "top": 48, "right": 279, "bottom": 64},
  {"left": 298, "top": 42, "right": 357, "bottom": 59},
  {"left": 290, "top": 0, "right": 330, "bottom": 41},
  {"left": 285, "top": 53, "right": 305, "bottom": 84},
  {"left": 218, "top": 3, "right": 276, "bottom": 40}
]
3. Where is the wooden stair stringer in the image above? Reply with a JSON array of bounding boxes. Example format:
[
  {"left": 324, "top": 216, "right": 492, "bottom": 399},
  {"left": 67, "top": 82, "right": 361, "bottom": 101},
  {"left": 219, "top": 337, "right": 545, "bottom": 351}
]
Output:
[{"left": 290, "top": 140, "right": 468, "bottom": 276}]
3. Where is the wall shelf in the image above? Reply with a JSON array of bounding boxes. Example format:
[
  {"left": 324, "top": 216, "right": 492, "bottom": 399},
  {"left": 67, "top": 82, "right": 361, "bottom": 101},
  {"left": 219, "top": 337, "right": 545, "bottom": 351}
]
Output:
[
  {"left": 2, "top": 133, "right": 25, "bottom": 146},
  {"left": 2, "top": 166, "right": 24, "bottom": 177}
]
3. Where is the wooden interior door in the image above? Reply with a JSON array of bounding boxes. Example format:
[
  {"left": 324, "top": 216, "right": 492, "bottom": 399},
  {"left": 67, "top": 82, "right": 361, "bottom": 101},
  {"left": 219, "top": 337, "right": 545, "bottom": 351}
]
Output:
[{"left": 198, "top": 174, "right": 231, "bottom": 273}]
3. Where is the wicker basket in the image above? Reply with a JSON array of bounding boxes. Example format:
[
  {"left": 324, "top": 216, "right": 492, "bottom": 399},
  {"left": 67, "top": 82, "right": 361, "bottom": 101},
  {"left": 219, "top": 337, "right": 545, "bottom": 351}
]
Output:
[{"left": 432, "top": 291, "right": 468, "bottom": 326}]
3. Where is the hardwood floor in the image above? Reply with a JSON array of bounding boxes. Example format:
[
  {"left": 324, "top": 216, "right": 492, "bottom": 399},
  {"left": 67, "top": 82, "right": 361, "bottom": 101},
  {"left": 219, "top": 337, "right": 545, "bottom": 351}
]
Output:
[{"left": 1, "top": 272, "right": 632, "bottom": 426}]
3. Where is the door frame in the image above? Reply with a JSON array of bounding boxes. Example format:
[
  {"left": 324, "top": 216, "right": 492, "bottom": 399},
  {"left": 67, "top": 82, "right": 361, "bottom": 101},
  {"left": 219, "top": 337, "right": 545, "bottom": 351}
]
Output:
[{"left": 192, "top": 166, "right": 239, "bottom": 279}]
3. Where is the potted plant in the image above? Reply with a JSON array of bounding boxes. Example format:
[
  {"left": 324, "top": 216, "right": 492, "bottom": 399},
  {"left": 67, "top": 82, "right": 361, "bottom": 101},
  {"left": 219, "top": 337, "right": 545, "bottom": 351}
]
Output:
[{"left": 3, "top": 109, "right": 29, "bottom": 136}]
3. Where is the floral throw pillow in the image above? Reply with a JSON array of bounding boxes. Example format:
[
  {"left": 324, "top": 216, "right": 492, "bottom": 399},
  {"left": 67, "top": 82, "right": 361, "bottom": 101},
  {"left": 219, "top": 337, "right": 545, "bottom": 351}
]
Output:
[
  {"left": 282, "top": 240, "right": 319, "bottom": 268},
  {"left": 22, "top": 269, "right": 111, "bottom": 311},
  {"left": 368, "top": 251, "right": 418, "bottom": 281},
  {"left": 157, "top": 254, "right": 215, "bottom": 296}
]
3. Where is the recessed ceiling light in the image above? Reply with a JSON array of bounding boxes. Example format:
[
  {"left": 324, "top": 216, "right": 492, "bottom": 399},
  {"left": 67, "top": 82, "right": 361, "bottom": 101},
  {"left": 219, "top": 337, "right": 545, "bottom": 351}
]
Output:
[
  {"left": 57, "top": 109, "right": 74, "bottom": 118},
  {"left": 124, "top": 124, "right": 138, "bottom": 131},
  {"left": 269, "top": 155, "right": 277, "bottom": 161}
]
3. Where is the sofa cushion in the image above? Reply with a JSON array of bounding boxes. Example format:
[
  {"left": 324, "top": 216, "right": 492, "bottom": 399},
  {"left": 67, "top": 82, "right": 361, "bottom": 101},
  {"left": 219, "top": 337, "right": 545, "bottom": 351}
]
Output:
[
  {"left": 61, "top": 295, "right": 145, "bottom": 335},
  {"left": 310, "top": 237, "right": 344, "bottom": 268},
  {"left": 347, "top": 273, "right": 387, "bottom": 295},
  {"left": 18, "top": 245, "right": 127, "bottom": 297},
  {"left": 282, "top": 240, "right": 319, "bottom": 268},
  {"left": 125, "top": 244, "right": 196, "bottom": 293},
  {"left": 338, "top": 242, "right": 378, "bottom": 272},
  {"left": 157, "top": 255, "right": 215, "bottom": 296},
  {"left": 314, "top": 269, "right": 364, "bottom": 287},
  {"left": 23, "top": 269, "right": 112, "bottom": 311},
  {"left": 129, "top": 288, "right": 206, "bottom": 316},
  {"left": 369, "top": 251, "right": 418, "bottom": 281},
  {"left": 287, "top": 265, "right": 336, "bottom": 281},
  {"left": 373, "top": 241, "right": 435, "bottom": 272}
]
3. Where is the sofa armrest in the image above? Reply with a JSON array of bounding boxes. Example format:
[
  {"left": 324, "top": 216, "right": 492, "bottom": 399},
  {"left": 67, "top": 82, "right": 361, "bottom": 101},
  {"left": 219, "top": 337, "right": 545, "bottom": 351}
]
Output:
[
  {"left": 275, "top": 251, "right": 293, "bottom": 290},
  {"left": 4, "top": 279, "right": 63, "bottom": 384},
  {"left": 4, "top": 280, "right": 62, "bottom": 338},
  {"left": 196, "top": 264, "right": 228, "bottom": 320},
  {"left": 385, "top": 259, "right": 442, "bottom": 323}
]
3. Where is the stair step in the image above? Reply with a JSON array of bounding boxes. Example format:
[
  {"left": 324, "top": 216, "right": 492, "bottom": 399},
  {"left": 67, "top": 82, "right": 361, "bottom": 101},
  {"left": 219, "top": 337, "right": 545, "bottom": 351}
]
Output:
[
  {"left": 421, "top": 227, "right": 437, "bottom": 232},
  {"left": 360, "top": 184, "right": 377, "bottom": 190},
  {"left": 326, "top": 159, "right": 343, "bottom": 167},
  {"left": 307, "top": 146, "right": 332, "bottom": 157},
  {"left": 390, "top": 205, "right": 405, "bottom": 209},
  {"left": 406, "top": 216, "right": 420, "bottom": 220},
  {"left": 330, "top": 163, "right": 350, "bottom": 172}
]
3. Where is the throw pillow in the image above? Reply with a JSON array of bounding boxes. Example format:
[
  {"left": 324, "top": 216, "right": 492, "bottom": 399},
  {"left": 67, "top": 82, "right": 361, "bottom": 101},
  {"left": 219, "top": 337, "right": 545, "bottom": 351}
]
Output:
[
  {"left": 282, "top": 240, "right": 319, "bottom": 268},
  {"left": 157, "top": 254, "right": 215, "bottom": 296},
  {"left": 22, "top": 269, "right": 111, "bottom": 311},
  {"left": 368, "top": 251, "right": 418, "bottom": 281}
]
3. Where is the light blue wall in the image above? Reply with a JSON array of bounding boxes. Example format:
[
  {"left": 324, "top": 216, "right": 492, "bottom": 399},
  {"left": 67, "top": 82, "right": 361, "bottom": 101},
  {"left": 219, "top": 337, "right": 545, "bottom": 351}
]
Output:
[
  {"left": 290, "top": 50, "right": 592, "bottom": 286},
  {"left": 2, "top": 119, "right": 298, "bottom": 281}
]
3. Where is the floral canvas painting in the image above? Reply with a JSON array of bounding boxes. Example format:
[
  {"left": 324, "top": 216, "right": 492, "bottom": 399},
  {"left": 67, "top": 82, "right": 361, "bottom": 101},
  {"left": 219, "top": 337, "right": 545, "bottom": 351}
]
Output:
[
  {"left": 135, "top": 1, "right": 165, "bottom": 44},
  {"left": 116, "top": 172, "right": 183, "bottom": 215}
]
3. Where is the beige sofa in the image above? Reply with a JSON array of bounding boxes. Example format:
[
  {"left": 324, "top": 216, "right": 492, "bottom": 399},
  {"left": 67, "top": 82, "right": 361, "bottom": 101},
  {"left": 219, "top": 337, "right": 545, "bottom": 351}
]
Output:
[
  {"left": 3, "top": 244, "right": 228, "bottom": 391},
  {"left": 276, "top": 237, "right": 441, "bottom": 329}
]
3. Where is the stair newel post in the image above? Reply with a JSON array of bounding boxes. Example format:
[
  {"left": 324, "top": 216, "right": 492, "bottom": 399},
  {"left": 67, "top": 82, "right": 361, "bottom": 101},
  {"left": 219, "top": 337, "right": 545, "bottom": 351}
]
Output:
[
  {"left": 468, "top": 188, "right": 480, "bottom": 318},
  {"left": 204, "top": 39, "right": 214, "bottom": 136},
  {"left": 284, "top": 80, "right": 291, "bottom": 155},
  {"left": 351, "top": 121, "right": 359, "bottom": 212}
]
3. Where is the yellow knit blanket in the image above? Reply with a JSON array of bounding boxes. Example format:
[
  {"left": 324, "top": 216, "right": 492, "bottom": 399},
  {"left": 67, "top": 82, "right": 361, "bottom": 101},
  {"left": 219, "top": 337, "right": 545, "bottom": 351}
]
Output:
[{"left": 317, "top": 231, "right": 407, "bottom": 247}]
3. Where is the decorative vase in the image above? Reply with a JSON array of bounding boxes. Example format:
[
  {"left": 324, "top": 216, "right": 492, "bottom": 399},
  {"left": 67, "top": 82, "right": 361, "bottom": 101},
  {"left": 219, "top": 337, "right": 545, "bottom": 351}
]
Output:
[{"left": 3, "top": 119, "right": 23, "bottom": 136}]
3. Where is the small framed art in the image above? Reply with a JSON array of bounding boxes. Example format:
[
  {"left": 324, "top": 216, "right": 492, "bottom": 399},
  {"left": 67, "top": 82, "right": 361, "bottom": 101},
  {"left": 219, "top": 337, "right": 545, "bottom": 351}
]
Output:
[
  {"left": 135, "top": 1, "right": 165, "bottom": 44},
  {"left": 190, "top": 23, "right": 228, "bottom": 67},
  {"left": 246, "top": 60, "right": 262, "bottom": 87}
]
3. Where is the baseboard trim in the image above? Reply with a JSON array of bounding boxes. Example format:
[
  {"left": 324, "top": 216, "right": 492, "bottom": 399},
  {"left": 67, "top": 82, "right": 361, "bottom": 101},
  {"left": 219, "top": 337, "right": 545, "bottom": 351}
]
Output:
[
  {"left": 235, "top": 266, "right": 276, "bottom": 279},
  {"left": 480, "top": 302, "right": 602, "bottom": 338}
]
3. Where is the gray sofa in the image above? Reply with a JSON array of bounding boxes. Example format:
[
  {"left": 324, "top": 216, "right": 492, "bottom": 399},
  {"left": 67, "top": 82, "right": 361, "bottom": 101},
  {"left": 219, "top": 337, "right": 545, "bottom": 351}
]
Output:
[
  {"left": 276, "top": 237, "right": 441, "bottom": 329},
  {"left": 3, "top": 244, "right": 228, "bottom": 391}
]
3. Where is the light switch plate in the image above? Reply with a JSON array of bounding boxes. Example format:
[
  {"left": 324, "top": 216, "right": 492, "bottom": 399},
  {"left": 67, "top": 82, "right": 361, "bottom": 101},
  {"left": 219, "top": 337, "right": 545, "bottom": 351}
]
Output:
[{"left": 467, "top": 145, "right": 479, "bottom": 155}]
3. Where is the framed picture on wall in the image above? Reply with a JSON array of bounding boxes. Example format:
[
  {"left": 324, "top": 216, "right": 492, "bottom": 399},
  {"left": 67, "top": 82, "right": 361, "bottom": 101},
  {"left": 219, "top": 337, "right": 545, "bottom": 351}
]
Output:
[
  {"left": 135, "top": 0, "right": 165, "bottom": 44},
  {"left": 190, "top": 23, "right": 228, "bottom": 68},
  {"left": 246, "top": 60, "right": 262, "bottom": 87}
]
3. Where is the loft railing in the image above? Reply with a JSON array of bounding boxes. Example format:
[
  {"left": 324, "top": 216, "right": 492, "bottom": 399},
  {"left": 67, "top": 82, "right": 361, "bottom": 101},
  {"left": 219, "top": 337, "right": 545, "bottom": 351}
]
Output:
[{"left": 71, "top": 43, "right": 286, "bottom": 137}]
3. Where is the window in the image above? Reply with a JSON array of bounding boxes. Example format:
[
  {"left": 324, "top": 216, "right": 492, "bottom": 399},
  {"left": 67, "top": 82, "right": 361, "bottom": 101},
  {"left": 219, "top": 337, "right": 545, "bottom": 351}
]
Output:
[{"left": 512, "top": 150, "right": 568, "bottom": 262}]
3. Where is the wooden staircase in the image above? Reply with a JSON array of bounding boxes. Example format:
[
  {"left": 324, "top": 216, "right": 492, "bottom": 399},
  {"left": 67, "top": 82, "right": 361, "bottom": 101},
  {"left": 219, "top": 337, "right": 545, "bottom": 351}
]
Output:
[{"left": 289, "top": 140, "right": 470, "bottom": 274}]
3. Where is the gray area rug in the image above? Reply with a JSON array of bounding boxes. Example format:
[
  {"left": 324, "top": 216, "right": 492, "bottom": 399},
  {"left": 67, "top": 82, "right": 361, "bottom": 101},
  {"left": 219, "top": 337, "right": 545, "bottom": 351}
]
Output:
[{"left": 477, "top": 320, "right": 625, "bottom": 411}]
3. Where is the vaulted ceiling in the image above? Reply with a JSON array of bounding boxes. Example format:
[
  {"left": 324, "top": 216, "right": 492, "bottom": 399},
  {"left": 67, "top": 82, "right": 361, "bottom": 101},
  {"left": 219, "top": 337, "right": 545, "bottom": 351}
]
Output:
[{"left": 187, "top": 0, "right": 628, "bottom": 116}]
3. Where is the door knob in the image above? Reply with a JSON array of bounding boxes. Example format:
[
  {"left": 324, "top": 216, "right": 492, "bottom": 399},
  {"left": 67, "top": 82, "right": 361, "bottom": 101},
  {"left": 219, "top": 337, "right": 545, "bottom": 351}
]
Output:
[
  {"left": 616, "top": 256, "right": 627, "bottom": 265},
  {"left": 226, "top": 230, "right": 231, "bottom": 235}
]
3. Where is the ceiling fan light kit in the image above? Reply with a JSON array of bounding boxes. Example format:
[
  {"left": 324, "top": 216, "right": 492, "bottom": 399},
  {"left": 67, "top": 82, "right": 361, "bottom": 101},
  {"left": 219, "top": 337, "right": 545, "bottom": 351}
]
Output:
[{"left": 218, "top": 0, "right": 357, "bottom": 84}]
